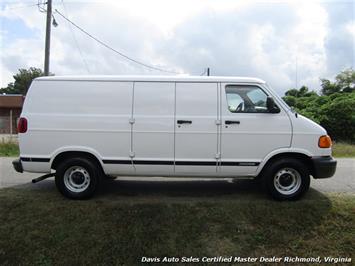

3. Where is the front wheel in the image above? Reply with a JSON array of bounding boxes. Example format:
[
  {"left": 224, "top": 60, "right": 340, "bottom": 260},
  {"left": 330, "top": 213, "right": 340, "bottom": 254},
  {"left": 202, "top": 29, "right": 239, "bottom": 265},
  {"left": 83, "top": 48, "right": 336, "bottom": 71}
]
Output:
[
  {"left": 263, "top": 158, "right": 310, "bottom": 200},
  {"left": 55, "top": 157, "right": 101, "bottom": 199}
]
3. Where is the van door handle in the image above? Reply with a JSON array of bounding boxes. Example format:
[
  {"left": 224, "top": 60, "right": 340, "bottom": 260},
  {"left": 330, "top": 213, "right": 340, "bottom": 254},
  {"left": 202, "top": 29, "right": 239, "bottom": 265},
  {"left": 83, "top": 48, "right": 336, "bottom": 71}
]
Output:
[
  {"left": 177, "top": 120, "right": 192, "bottom": 124},
  {"left": 225, "top": 120, "right": 240, "bottom": 125}
]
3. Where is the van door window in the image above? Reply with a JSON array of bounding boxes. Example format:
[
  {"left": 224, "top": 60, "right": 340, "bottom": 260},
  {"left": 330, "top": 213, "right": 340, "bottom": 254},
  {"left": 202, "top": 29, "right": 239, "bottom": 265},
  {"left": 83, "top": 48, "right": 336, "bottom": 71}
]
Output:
[{"left": 226, "top": 85, "right": 269, "bottom": 113}]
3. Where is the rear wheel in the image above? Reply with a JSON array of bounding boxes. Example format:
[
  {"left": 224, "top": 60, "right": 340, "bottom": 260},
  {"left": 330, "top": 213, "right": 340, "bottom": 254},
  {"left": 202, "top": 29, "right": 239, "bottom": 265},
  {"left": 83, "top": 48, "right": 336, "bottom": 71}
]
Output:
[
  {"left": 55, "top": 157, "right": 101, "bottom": 199},
  {"left": 263, "top": 158, "right": 310, "bottom": 200}
]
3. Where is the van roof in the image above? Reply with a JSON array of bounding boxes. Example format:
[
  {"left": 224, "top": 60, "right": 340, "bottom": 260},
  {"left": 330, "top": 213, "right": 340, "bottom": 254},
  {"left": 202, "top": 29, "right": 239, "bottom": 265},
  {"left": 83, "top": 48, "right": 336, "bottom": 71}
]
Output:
[{"left": 35, "top": 75, "right": 266, "bottom": 84}]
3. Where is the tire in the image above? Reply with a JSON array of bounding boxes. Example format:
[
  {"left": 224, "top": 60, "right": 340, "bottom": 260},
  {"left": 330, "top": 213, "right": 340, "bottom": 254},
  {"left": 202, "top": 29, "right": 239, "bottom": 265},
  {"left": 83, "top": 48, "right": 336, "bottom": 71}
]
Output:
[
  {"left": 262, "top": 158, "right": 310, "bottom": 201},
  {"left": 55, "top": 157, "right": 101, "bottom": 199}
]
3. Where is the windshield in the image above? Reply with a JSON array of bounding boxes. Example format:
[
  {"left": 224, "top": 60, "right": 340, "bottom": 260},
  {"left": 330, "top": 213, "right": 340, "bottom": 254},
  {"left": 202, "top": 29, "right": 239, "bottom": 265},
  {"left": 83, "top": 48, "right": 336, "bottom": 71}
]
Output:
[{"left": 264, "top": 83, "right": 293, "bottom": 112}]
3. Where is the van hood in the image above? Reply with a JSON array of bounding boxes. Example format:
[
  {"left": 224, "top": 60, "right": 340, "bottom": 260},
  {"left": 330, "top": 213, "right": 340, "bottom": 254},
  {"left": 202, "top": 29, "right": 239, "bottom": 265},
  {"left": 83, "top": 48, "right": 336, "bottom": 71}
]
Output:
[{"left": 294, "top": 114, "right": 327, "bottom": 135}]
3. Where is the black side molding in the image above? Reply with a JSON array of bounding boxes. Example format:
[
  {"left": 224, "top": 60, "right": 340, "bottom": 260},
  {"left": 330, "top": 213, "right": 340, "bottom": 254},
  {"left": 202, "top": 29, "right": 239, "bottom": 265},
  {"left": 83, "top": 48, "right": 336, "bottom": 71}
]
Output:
[
  {"left": 20, "top": 157, "right": 50, "bottom": 162},
  {"left": 102, "top": 159, "right": 260, "bottom": 166}
]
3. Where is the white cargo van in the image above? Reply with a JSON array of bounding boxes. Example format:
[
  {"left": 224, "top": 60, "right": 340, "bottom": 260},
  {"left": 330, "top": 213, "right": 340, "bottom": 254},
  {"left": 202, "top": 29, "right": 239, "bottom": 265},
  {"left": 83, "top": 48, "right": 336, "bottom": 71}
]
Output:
[{"left": 13, "top": 76, "right": 336, "bottom": 200}]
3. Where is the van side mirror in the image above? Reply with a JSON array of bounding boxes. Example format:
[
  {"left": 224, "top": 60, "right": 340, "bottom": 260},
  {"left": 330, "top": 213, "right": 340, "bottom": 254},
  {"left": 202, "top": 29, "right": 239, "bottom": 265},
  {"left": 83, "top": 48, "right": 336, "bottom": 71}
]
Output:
[{"left": 266, "top": 96, "right": 280, "bottom": 113}]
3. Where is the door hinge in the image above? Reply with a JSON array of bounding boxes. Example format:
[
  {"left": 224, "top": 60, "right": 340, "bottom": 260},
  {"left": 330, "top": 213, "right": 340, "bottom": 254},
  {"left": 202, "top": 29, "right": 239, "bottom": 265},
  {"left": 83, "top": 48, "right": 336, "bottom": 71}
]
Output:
[
  {"left": 215, "top": 153, "right": 221, "bottom": 159},
  {"left": 129, "top": 118, "right": 135, "bottom": 124},
  {"left": 129, "top": 151, "right": 135, "bottom": 158},
  {"left": 215, "top": 119, "right": 221, "bottom": 125}
]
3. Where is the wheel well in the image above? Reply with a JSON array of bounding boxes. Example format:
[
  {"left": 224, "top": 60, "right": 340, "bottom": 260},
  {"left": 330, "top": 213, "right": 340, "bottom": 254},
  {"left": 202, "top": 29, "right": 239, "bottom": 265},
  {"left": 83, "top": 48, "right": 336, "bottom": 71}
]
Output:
[
  {"left": 51, "top": 151, "right": 104, "bottom": 173},
  {"left": 258, "top": 152, "right": 313, "bottom": 178}
]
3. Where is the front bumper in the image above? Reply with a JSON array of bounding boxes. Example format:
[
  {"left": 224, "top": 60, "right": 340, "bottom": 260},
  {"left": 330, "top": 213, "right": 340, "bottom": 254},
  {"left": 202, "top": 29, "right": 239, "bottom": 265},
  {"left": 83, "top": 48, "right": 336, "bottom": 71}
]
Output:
[
  {"left": 12, "top": 158, "right": 23, "bottom": 173},
  {"left": 311, "top": 156, "right": 337, "bottom": 179}
]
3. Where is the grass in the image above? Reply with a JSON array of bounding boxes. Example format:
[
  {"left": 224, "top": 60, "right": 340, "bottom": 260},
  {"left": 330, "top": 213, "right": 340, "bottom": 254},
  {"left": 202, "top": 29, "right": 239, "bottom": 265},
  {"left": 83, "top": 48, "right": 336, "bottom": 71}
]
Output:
[
  {"left": 0, "top": 141, "right": 19, "bottom": 157},
  {"left": 0, "top": 184, "right": 354, "bottom": 265},
  {"left": 0, "top": 141, "right": 354, "bottom": 158},
  {"left": 332, "top": 142, "right": 355, "bottom": 157}
]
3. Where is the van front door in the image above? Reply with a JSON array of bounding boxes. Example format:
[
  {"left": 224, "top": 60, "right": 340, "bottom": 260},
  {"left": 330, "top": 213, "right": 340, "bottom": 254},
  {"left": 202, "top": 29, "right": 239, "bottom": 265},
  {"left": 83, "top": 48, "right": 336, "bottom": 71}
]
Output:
[
  {"left": 174, "top": 82, "right": 219, "bottom": 176},
  {"left": 220, "top": 84, "right": 292, "bottom": 176}
]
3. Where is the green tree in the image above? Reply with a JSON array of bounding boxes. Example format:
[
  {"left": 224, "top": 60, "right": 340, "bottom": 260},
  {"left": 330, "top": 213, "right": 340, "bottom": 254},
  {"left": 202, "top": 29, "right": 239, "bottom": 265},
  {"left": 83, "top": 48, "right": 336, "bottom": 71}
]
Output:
[
  {"left": 321, "top": 68, "right": 354, "bottom": 95},
  {"left": 283, "top": 69, "right": 355, "bottom": 142},
  {"left": 320, "top": 79, "right": 340, "bottom": 95},
  {"left": 298, "top": 86, "right": 308, "bottom": 97},
  {"left": 283, "top": 95, "right": 297, "bottom": 107},
  {"left": 285, "top": 88, "right": 299, "bottom": 97},
  {"left": 335, "top": 68, "right": 355, "bottom": 93},
  {"left": 283, "top": 86, "right": 318, "bottom": 108},
  {"left": 285, "top": 86, "right": 318, "bottom": 98},
  {"left": 0, "top": 67, "right": 46, "bottom": 95},
  {"left": 320, "top": 93, "right": 355, "bottom": 142}
]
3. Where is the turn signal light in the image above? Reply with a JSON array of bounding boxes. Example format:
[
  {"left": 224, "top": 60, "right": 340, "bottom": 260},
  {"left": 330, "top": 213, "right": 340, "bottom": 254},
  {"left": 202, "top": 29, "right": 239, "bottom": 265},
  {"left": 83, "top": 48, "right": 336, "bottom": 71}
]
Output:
[
  {"left": 318, "top": 135, "right": 332, "bottom": 148},
  {"left": 17, "top": 117, "right": 28, "bottom": 133}
]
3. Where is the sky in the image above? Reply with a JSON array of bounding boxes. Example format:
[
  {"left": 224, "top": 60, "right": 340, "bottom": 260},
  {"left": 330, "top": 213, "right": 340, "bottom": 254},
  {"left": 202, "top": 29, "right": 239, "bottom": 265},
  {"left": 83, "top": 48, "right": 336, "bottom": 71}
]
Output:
[{"left": 0, "top": 0, "right": 354, "bottom": 95}]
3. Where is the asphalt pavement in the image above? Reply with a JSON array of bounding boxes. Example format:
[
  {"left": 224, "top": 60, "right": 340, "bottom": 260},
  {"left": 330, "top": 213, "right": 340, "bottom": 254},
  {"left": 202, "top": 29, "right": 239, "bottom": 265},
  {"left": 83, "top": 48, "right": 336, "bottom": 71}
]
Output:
[{"left": 0, "top": 157, "right": 354, "bottom": 193}]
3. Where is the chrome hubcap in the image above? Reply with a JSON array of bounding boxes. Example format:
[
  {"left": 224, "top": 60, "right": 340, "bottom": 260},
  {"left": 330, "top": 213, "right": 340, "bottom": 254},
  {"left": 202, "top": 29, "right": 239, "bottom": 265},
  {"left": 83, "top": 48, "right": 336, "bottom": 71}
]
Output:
[
  {"left": 274, "top": 168, "right": 301, "bottom": 195},
  {"left": 64, "top": 166, "right": 90, "bottom": 193}
]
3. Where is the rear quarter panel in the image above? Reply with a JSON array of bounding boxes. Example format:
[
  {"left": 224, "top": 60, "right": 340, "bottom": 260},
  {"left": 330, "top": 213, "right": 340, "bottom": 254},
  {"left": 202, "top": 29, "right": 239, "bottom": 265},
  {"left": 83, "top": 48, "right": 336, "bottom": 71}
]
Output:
[{"left": 19, "top": 80, "right": 133, "bottom": 173}]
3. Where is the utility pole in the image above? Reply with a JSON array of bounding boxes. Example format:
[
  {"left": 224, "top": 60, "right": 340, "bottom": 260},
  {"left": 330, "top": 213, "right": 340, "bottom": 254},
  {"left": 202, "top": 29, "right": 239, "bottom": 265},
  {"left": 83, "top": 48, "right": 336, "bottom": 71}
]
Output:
[
  {"left": 295, "top": 53, "right": 298, "bottom": 89},
  {"left": 207, "top": 67, "right": 210, "bottom": 76},
  {"left": 44, "top": 0, "right": 52, "bottom": 76}
]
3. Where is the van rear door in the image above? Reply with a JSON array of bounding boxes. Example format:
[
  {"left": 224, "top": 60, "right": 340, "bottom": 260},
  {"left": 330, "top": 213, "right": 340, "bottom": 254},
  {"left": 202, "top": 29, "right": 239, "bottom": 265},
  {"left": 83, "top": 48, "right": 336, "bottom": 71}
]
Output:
[{"left": 132, "top": 82, "right": 175, "bottom": 175}]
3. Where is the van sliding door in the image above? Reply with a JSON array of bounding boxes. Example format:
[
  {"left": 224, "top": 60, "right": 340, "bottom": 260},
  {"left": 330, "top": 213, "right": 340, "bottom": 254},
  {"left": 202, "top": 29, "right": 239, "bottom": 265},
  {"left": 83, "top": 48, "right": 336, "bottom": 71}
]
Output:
[{"left": 174, "top": 82, "right": 219, "bottom": 176}]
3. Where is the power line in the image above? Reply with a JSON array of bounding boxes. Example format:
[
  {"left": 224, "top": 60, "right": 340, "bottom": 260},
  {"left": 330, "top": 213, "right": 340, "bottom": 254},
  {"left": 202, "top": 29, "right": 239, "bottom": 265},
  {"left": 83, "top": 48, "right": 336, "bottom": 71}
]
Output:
[
  {"left": 5, "top": 2, "right": 39, "bottom": 10},
  {"left": 37, "top": 0, "right": 46, "bottom": 13},
  {"left": 55, "top": 9, "right": 180, "bottom": 74},
  {"left": 61, "top": 0, "right": 90, "bottom": 73}
]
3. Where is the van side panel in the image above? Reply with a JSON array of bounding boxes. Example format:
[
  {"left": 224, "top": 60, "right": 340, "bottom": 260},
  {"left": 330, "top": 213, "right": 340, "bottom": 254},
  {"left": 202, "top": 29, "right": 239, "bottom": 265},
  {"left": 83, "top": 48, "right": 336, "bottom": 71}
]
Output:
[{"left": 20, "top": 80, "right": 134, "bottom": 174}]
